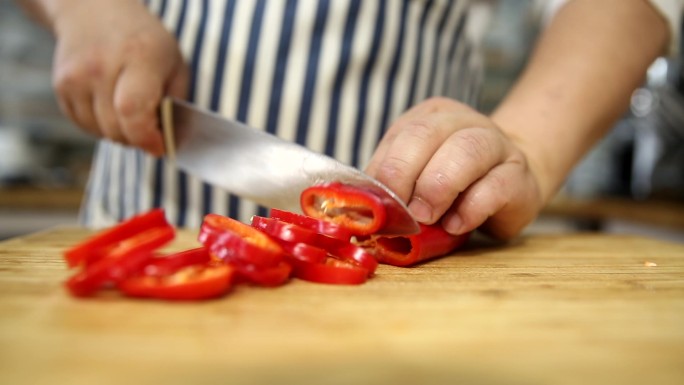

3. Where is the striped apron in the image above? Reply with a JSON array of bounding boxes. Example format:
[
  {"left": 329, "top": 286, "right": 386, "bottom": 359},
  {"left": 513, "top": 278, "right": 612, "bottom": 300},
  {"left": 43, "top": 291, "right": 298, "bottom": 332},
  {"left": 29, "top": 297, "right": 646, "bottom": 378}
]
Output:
[{"left": 81, "top": 0, "right": 482, "bottom": 228}]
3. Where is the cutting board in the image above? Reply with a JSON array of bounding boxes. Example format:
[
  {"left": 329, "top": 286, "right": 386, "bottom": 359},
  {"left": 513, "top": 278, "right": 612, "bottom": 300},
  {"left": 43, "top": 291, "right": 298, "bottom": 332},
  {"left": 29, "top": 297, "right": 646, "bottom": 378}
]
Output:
[{"left": 1, "top": 228, "right": 683, "bottom": 385}]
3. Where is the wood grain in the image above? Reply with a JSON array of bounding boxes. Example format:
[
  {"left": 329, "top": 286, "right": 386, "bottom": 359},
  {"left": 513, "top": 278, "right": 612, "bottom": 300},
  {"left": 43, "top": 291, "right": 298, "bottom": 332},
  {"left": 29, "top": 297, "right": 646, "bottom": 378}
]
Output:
[
  {"left": 0, "top": 186, "right": 83, "bottom": 210},
  {"left": 1, "top": 228, "right": 683, "bottom": 385},
  {"left": 543, "top": 195, "right": 684, "bottom": 230}
]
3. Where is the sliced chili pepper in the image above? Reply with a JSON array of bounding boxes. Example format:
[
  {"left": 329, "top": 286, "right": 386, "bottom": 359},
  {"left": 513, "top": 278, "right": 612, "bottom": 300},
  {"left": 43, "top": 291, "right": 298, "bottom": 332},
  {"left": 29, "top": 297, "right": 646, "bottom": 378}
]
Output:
[
  {"left": 140, "top": 247, "right": 211, "bottom": 277},
  {"left": 269, "top": 208, "right": 353, "bottom": 241},
  {"left": 293, "top": 257, "right": 368, "bottom": 285},
  {"left": 64, "top": 208, "right": 170, "bottom": 268},
  {"left": 232, "top": 261, "right": 292, "bottom": 287},
  {"left": 327, "top": 242, "right": 378, "bottom": 276},
  {"left": 252, "top": 215, "right": 377, "bottom": 277},
  {"left": 93, "top": 225, "right": 176, "bottom": 263},
  {"left": 270, "top": 238, "right": 327, "bottom": 265},
  {"left": 300, "top": 182, "right": 387, "bottom": 236},
  {"left": 362, "top": 224, "right": 470, "bottom": 267},
  {"left": 118, "top": 264, "right": 234, "bottom": 301},
  {"left": 200, "top": 214, "right": 284, "bottom": 268},
  {"left": 64, "top": 225, "right": 176, "bottom": 297},
  {"left": 65, "top": 249, "right": 156, "bottom": 297},
  {"left": 251, "top": 215, "right": 346, "bottom": 251}
]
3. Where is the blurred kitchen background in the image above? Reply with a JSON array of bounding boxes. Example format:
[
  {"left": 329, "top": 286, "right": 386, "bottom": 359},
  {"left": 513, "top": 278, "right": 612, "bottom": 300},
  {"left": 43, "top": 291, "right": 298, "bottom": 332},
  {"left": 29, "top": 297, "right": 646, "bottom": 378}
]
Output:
[{"left": 1, "top": 0, "right": 683, "bottom": 242}]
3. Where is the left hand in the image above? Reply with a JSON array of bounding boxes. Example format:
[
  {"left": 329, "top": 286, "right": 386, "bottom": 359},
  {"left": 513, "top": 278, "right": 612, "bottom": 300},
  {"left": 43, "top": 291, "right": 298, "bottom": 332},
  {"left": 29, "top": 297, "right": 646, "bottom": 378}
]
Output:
[{"left": 365, "top": 97, "right": 544, "bottom": 240}]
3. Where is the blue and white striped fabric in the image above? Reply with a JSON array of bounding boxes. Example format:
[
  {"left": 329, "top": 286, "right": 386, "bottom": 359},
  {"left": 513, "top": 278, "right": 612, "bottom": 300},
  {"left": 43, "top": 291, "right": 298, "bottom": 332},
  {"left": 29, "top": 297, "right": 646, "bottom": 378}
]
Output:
[{"left": 81, "top": 0, "right": 481, "bottom": 228}]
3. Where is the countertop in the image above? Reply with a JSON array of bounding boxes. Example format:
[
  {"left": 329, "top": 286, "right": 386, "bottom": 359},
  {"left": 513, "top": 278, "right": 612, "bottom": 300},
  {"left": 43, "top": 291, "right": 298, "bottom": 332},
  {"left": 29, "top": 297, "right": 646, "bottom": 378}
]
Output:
[
  {"left": 1, "top": 228, "right": 683, "bottom": 385},
  {"left": 0, "top": 186, "right": 83, "bottom": 210}
]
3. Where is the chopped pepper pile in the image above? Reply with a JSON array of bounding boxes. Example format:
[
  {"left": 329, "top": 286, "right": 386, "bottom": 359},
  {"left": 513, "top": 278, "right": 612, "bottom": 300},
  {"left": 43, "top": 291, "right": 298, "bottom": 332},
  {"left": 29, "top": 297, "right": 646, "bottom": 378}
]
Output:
[{"left": 63, "top": 182, "right": 469, "bottom": 300}]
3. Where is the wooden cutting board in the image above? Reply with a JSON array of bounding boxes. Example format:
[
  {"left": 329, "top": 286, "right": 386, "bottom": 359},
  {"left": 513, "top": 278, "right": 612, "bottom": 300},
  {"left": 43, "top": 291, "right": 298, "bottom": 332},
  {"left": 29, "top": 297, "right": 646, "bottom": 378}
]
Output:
[{"left": 1, "top": 228, "right": 683, "bottom": 385}]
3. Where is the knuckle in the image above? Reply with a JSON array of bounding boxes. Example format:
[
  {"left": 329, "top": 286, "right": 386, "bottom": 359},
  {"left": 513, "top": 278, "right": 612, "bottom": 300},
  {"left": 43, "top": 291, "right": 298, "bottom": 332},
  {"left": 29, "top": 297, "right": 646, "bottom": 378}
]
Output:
[
  {"left": 377, "top": 156, "right": 412, "bottom": 182},
  {"left": 114, "top": 93, "right": 153, "bottom": 120},
  {"left": 53, "top": 58, "right": 107, "bottom": 95},
  {"left": 121, "top": 32, "right": 161, "bottom": 57},
  {"left": 418, "top": 171, "right": 458, "bottom": 206},
  {"left": 488, "top": 171, "right": 510, "bottom": 197},
  {"left": 52, "top": 65, "right": 79, "bottom": 94},
  {"left": 80, "top": 51, "right": 107, "bottom": 77},
  {"left": 406, "top": 119, "right": 441, "bottom": 140},
  {"left": 114, "top": 94, "right": 139, "bottom": 118},
  {"left": 388, "top": 118, "right": 439, "bottom": 142},
  {"left": 453, "top": 129, "right": 493, "bottom": 161}
]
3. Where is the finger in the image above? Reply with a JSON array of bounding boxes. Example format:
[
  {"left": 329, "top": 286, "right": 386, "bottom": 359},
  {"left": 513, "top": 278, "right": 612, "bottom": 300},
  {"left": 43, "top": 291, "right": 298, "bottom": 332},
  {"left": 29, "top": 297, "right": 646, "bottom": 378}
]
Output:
[
  {"left": 70, "top": 91, "right": 101, "bottom": 135},
  {"left": 365, "top": 101, "right": 435, "bottom": 177},
  {"left": 53, "top": 70, "right": 101, "bottom": 137},
  {"left": 166, "top": 60, "right": 190, "bottom": 100},
  {"left": 93, "top": 75, "right": 126, "bottom": 144},
  {"left": 409, "top": 127, "right": 507, "bottom": 224},
  {"left": 366, "top": 112, "right": 464, "bottom": 204},
  {"left": 55, "top": 96, "right": 81, "bottom": 132},
  {"left": 113, "top": 63, "right": 166, "bottom": 156},
  {"left": 440, "top": 162, "right": 536, "bottom": 240}
]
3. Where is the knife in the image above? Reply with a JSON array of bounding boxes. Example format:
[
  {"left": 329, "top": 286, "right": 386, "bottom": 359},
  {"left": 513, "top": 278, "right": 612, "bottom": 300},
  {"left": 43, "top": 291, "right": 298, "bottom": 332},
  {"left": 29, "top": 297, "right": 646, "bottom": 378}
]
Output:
[{"left": 160, "top": 97, "right": 419, "bottom": 235}]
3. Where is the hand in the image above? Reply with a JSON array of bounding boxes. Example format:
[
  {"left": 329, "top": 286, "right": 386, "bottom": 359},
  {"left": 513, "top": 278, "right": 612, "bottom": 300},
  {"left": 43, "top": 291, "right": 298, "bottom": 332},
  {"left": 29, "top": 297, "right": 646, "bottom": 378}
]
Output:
[
  {"left": 50, "top": 0, "right": 188, "bottom": 156},
  {"left": 365, "top": 97, "right": 544, "bottom": 240}
]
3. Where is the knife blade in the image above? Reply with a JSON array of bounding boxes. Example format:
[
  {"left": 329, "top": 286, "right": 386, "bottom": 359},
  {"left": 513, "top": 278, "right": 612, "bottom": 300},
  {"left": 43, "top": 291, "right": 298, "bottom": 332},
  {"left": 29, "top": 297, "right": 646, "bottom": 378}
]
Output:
[{"left": 160, "top": 97, "right": 419, "bottom": 235}]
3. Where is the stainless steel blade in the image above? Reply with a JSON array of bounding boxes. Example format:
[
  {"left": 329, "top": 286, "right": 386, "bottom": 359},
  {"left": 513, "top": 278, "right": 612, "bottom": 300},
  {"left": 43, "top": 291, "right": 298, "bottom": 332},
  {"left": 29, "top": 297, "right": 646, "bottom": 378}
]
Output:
[{"left": 161, "top": 97, "right": 419, "bottom": 235}]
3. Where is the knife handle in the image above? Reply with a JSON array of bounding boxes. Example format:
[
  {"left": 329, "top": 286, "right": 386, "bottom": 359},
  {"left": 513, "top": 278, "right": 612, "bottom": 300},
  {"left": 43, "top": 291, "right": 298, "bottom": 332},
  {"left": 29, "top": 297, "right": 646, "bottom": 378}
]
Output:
[{"left": 160, "top": 96, "right": 177, "bottom": 160}]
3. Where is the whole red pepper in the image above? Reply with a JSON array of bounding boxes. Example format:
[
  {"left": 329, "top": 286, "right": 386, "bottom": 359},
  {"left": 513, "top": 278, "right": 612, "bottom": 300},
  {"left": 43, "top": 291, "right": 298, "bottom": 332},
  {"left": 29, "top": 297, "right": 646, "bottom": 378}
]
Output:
[{"left": 361, "top": 224, "right": 470, "bottom": 267}]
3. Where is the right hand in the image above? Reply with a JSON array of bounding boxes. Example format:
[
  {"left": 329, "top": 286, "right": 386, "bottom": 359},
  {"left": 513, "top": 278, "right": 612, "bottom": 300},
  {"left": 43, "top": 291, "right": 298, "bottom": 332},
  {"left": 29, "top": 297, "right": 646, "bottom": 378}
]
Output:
[{"left": 50, "top": 0, "right": 188, "bottom": 156}]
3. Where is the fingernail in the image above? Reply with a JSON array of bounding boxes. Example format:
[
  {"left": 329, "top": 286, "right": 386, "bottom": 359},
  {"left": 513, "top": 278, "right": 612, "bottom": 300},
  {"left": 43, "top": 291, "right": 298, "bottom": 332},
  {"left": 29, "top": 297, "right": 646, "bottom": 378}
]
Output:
[
  {"left": 443, "top": 214, "right": 463, "bottom": 235},
  {"left": 408, "top": 197, "right": 433, "bottom": 223}
]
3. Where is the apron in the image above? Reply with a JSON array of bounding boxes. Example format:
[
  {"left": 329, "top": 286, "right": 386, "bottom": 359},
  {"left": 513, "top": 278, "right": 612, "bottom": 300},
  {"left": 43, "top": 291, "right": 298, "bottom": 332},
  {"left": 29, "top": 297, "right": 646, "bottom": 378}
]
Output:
[{"left": 80, "top": 0, "right": 481, "bottom": 228}]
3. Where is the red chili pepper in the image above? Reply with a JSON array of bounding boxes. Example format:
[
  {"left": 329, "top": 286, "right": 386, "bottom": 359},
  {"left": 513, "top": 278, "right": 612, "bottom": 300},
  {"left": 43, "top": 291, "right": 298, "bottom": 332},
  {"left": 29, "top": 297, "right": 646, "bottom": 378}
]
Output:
[
  {"left": 361, "top": 224, "right": 470, "bottom": 267},
  {"left": 65, "top": 249, "right": 157, "bottom": 297},
  {"left": 252, "top": 215, "right": 377, "bottom": 277},
  {"left": 139, "top": 247, "right": 211, "bottom": 277},
  {"left": 293, "top": 257, "right": 369, "bottom": 285},
  {"left": 118, "top": 264, "right": 234, "bottom": 301},
  {"left": 327, "top": 242, "right": 378, "bottom": 276},
  {"left": 264, "top": 236, "right": 328, "bottom": 265},
  {"left": 95, "top": 225, "right": 176, "bottom": 263},
  {"left": 64, "top": 225, "right": 176, "bottom": 297},
  {"left": 269, "top": 208, "right": 353, "bottom": 241},
  {"left": 231, "top": 261, "right": 292, "bottom": 287},
  {"left": 199, "top": 214, "right": 284, "bottom": 268},
  {"left": 66, "top": 182, "right": 470, "bottom": 300},
  {"left": 118, "top": 246, "right": 232, "bottom": 300},
  {"left": 64, "top": 208, "right": 170, "bottom": 268},
  {"left": 300, "top": 182, "right": 387, "bottom": 236},
  {"left": 251, "top": 215, "right": 346, "bottom": 251}
]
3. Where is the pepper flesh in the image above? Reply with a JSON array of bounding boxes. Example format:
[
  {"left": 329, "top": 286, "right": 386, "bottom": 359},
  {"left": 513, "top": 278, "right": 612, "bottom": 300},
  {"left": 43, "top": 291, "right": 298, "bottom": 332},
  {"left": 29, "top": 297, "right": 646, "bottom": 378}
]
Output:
[
  {"left": 252, "top": 215, "right": 377, "bottom": 276},
  {"left": 362, "top": 224, "right": 470, "bottom": 267},
  {"left": 293, "top": 257, "right": 369, "bottom": 285},
  {"left": 199, "top": 214, "right": 284, "bottom": 268},
  {"left": 64, "top": 226, "right": 176, "bottom": 297},
  {"left": 119, "top": 264, "right": 234, "bottom": 301},
  {"left": 300, "top": 182, "right": 387, "bottom": 236},
  {"left": 269, "top": 208, "right": 353, "bottom": 241},
  {"left": 64, "top": 208, "right": 170, "bottom": 268}
]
